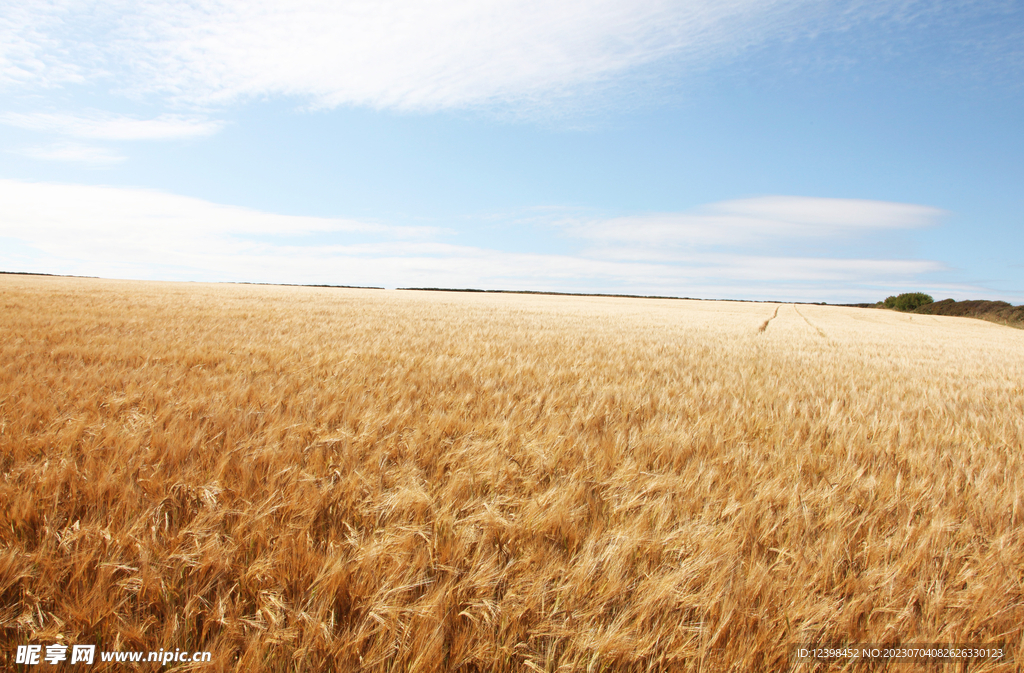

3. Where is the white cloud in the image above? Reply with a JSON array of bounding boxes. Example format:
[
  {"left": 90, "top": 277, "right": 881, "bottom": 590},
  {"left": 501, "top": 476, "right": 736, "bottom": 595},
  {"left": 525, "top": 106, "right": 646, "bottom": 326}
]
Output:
[
  {"left": 0, "top": 179, "right": 434, "bottom": 240},
  {"left": 16, "top": 142, "right": 126, "bottom": 165},
  {"left": 0, "top": 3, "right": 89, "bottom": 88},
  {"left": 710, "top": 196, "right": 941, "bottom": 230},
  {"left": 0, "top": 0, "right": 884, "bottom": 113},
  {"left": 0, "top": 180, "right": 954, "bottom": 301},
  {"left": 0, "top": 111, "right": 224, "bottom": 140},
  {"left": 563, "top": 196, "right": 945, "bottom": 253},
  {"left": 2, "top": 1, "right": 1018, "bottom": 120}
]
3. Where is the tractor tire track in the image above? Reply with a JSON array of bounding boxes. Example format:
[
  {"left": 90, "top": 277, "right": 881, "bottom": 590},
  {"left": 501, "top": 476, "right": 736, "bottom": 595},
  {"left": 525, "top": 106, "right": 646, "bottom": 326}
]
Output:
[
  {"left": 793, "top": 305, "right": 828, "bottom": 339},
  {"left": 758, "top": 305, "right": 780, "bottom": 334}
]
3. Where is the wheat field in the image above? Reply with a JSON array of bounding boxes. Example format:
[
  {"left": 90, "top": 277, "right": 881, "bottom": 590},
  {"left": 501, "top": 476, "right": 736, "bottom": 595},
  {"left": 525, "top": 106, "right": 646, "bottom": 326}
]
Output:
[{"left": 2, "top": 275, "right": 1023, "bottom": 671}]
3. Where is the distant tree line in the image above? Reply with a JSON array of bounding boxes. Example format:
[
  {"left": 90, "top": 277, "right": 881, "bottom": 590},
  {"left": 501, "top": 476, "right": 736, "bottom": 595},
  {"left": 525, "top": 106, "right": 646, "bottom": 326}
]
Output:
[{"left": 878, "top": 292, "right": 1023, "bottom": 328}]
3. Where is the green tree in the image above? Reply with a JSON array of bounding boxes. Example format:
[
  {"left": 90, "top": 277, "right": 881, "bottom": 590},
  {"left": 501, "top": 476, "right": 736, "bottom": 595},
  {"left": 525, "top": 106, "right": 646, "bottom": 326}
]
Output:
[{"left": 883, "top": 292, "right": 934, "bottom": 312}]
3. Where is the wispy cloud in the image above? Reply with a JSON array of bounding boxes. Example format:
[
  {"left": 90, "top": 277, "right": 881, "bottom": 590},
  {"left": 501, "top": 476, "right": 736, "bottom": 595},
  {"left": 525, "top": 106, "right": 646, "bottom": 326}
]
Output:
[
  {"left": 0, "top": 180, "right": 434, "bottom": 240},
  {"left": 0, "top": 180, "right": 964, "bottom": 302},
  {"left": 0, "top": 111, "right": 224, "bottom": 140},
  {"left": 561, "top": 196, "right": 945, "bottom": 255},
  {"left": 16, "top": 142, "right": 126, "bottom": 165},
  {"left": 6, "top": 0, "right": 1000, "bottom": 114},
  {"left": 0, "top": 1, "right": 778, "bottom": 110}
]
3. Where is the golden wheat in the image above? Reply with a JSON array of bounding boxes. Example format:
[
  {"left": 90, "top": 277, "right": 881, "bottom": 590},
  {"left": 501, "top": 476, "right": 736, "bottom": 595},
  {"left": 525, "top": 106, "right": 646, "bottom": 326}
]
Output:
[{"left": 2, "top": 275, "right": 1023, "bottom": 671}]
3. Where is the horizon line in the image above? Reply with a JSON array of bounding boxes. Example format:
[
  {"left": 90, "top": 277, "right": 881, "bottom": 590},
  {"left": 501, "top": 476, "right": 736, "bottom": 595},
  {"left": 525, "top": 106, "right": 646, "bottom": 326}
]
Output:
[{"left": 0, "top": 270, "right": 888, "bottom": 307}]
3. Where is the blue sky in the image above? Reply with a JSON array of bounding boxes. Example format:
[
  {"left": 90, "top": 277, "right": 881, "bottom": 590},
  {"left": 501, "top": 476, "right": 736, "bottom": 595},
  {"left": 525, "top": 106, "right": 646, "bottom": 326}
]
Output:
[{"left": 1, "top": 0, "right": 1021, "bottom": 302}]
